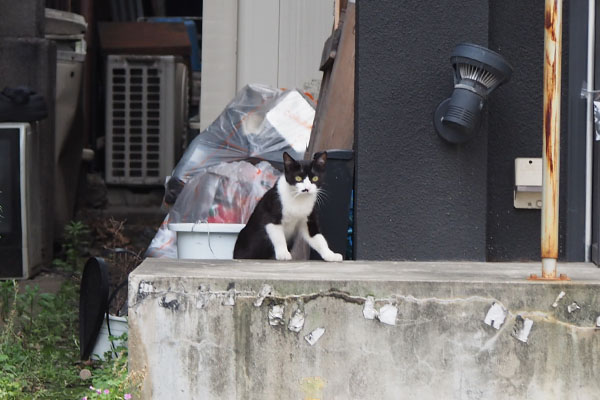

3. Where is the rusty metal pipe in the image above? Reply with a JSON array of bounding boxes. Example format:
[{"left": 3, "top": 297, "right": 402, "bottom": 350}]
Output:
[{"left": 541, "top": 0, "right": 563, "bottom": 278}]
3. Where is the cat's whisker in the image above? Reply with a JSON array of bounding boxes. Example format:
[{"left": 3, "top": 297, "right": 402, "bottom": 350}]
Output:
[{"left": 315, "top": 191, "right": 327, "bottom": 208}]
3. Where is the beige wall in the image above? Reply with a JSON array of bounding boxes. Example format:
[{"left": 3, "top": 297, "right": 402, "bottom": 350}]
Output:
[{"left": 200, "top": 0, "right": 334, "bottom": 130}]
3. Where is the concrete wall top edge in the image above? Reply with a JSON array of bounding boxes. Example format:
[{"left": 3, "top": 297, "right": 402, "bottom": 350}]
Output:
[{"left": 132, "top": 258, "right": 600, "bottom": 285}]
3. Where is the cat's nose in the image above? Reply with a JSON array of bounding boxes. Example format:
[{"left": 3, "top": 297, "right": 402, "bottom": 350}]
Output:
[{"left": 302, "top": 188, "right": 309, "bottom": 193}]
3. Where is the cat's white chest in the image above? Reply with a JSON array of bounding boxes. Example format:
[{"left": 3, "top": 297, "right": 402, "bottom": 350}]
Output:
[
  {"left": 277, "top": 178, "right": 316, "bottom": 239},
  {"left": 283, "top": 195, "right": 315, "bottom": 218},
  {"left": 280, "top": 198, "right": 314, "bottom": 239}
]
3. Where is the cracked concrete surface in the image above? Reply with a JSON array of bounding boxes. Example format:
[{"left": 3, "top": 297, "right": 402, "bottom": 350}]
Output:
[{"left": 129, "top": 258, "right": 600, "bottom": 399}]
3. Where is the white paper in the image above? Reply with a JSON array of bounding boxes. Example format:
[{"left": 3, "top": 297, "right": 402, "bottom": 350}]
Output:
[
  {"left": 484, "top": 302, "right": 508, "bottom": 330},
  {"left": 254, "top": 284, "right": 273, "bottom": 307},
  {"left": 138, "top": 281, "right": 154, "bottom": 295},
  {"left": 551, "top": 291, "right": 566, "bottom": 308},
  {"left": 196, "top": 285, "right": 212, "bottom": 309},
  {"left": 512, "top": 316, "right": 533, "bottom": 343},
  {"left": 567, "top": 302, "right": 581, "bottom": 313},
  {"left": 594, "top": 101, "right": 600, "bottom": 141},
  {"left": 377, "top": 304, "right": 397, "bottom": 326},
  {"left": 363, "top": 296, "right": 378, "bottom": 320},
  {"left": 304, "top": 328, "right": 325, "bottom": 346},
  {"left": 288, "top": 309, "right": 305, "bottom": 332},
  {"left": 265, "top": 91, "right": 313, "bottom": 153},
  {"left": 222, "top": 288, "right": 236, "bottom": 306},
  {"left": 268, "top": 304, "right": 285, "bottom": 326}
]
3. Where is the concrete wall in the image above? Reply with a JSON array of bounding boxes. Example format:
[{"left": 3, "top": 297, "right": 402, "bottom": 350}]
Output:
[
  {"left": 355, "top": 1, "right": 573, "bottom": 261},
  {"left": 129, "top": 258, "right": 600, "bottom": 399},
  {"left": 0, "top": 0, "right": 45, "bottom": 38}
]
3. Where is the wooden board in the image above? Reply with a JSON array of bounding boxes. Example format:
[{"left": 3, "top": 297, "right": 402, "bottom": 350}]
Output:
[
  {"left": 98, "top": 22, "right": 191, "bottom": 55},
  {"left": 306, "top": 2, "right": 355, "bottom": 157},
  {"left": 292, "top": 4, "right": 355, "bottom": 260}
]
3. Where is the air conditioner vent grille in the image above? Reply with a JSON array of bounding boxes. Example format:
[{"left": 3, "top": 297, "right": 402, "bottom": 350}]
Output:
[{"left": 105, "top": 55, "right": 187, "bottom": 185}]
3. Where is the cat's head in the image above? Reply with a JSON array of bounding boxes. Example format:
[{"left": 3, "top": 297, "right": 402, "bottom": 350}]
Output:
[{"left": 282, "top": 151, "right": 327, "bottom": 195}]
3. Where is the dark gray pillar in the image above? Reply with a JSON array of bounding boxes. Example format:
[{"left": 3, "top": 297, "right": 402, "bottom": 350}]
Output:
[
  {"left": 484, "top": 1, "right": 544, "bottom": 261},
  {"left": 0, "top": 0, "right": 45, "bottom": 38},
  {"left": 355, "top": 0, "right": 489, "bottom": 260},
  {"left": 486, "top": 1, "right": 569, "bottom": 261},
  {"left": 565, "top": 1, "right": 587, "bottom": 261},
  {"left": 0, "top": 0, "right": 56, "bottom": 266}
]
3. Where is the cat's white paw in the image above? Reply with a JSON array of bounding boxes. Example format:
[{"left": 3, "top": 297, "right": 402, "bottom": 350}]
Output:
[
  {"left": 275, "top": 250, "right": 293, "bottom": 261},
  {"left": 323, "top": 252, "right": 343, "bottom": 262}
]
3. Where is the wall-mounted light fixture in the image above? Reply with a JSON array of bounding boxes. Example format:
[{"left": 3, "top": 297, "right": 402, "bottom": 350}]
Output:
[{"left": 433, "top": 43, "right": 513, "bottom": 144}]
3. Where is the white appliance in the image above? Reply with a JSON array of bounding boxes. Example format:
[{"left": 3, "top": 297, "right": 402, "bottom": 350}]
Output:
[
  {"left": 45, "top": 7, "right": 88, "bottom": 236},
  {"left": 105, "top": 55, "right": 188, "bottom": 185},
  {"left": 0, "top": 123, "right": 44, "bottom": 279}
]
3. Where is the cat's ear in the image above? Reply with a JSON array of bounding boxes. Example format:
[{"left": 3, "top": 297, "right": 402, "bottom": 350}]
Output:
[
  {"left": 283, "top": 152, "right": 296, "bottom": 170},
  {"left": 313, "top": 151, "right": 327, "bottom": 170}
]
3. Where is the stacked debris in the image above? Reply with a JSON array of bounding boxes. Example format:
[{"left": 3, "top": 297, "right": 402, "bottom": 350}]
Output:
[{"left": 147, "top": 83, "right": 315, "bottom": 258}]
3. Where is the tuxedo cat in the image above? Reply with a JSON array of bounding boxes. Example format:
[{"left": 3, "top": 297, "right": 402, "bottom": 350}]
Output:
[{"left": 233, "top": 151, "right": 343, "bottom": 262}]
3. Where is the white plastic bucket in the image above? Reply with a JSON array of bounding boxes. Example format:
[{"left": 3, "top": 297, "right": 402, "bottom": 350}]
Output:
[
  {"left": 91, "top": 314, "right": 128, "bottom": 360},
  {"left": 168, "top": 223, "right": 245, "bottom": 259}
]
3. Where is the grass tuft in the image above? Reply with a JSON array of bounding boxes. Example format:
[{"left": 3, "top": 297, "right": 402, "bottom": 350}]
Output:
[{"left": 0, "top": 221, "right": 141, "bottom": 400}]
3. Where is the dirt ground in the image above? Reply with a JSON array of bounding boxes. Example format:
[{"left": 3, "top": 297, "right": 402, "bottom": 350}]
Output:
[{"left": 75, "top": 206, "right": 165, "bottom": 315}]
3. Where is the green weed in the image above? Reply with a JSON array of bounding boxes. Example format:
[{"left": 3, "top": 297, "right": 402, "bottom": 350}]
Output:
[
  {"left": 0, "top": 221, "right": 140, "bottom": 400},
  {"left": 52, "top": 221, "right": 91, "bottom": 273},
  {"left": 78, "top": 334, "right": 142, "bottom": 400},
  {"left": 0, "top": 278, "right": 83, "bottom": 399}
]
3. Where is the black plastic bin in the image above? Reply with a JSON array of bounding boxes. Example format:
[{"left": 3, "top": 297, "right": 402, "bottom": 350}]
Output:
[{"left": 311, "top": 149, "right": 354, "bottom": 260}]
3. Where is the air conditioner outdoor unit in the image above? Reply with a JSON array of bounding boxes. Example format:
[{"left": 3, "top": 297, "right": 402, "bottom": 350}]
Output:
[
  {"left": 105, "top": 55, "right": 188, "bottom": 185},
  {"left": 0, "top": 123, "right": 44, "bottom": 279}
]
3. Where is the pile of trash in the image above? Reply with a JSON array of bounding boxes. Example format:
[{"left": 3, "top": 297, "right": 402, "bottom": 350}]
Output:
[{"left": 147, "top": 84, "right": 315, "bottom": 258}]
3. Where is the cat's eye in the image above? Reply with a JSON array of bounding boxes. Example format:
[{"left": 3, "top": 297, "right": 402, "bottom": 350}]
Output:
[
  {"left": 295, "top": 176, "right": 303, "bottom": 182},
  {"left": 311, "top": 176, "right": 319, "bottom": 182}
]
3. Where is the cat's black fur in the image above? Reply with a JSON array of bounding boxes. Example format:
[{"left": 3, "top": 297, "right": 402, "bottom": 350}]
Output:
[
  {"left": 233, "top": 185, "right": 289, "bottom": 260},
  {"left": 233, "top": 151, "right": 340, "bottom": 261}
]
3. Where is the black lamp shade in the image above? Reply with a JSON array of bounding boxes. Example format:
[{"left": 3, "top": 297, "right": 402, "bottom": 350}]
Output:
[{"left": 434, "top": 43, "right": 513, "bottom": 144}]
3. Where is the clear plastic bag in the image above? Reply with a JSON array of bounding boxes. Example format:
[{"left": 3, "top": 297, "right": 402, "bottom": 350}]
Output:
[
  {"left": 170, "top": 160, "right": 280, "bottom": 224},
  {"left": 163, "top": 83, "right": 314, "bottom": 205},
  {"left": 173, "top": 83, "right": 313, "bottom": 183},
  {"left": 146, "top": 161, "right": 280, "bottom": 258},
  {"left": 147, "top": 83, "right": 314, "bottom": 258}
]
